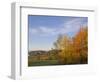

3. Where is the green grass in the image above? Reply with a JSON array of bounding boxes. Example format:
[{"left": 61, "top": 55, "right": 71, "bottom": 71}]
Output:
[{"left": 28, "top": 60, "right": 59, "bottom": 66}]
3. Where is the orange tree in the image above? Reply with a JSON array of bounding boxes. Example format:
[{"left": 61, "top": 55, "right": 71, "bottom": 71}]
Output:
[{"left": 72, "top": 27, "right": 88, "bottom": 64}]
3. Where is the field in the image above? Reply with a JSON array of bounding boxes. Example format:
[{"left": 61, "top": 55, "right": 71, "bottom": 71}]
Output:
[{"left": 28, "top": 59, "right": 59, "bottom": 66}]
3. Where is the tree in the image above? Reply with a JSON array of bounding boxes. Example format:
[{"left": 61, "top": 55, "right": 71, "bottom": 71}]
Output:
[
  {"left": 53, "top": 34, "right": 71, "bottom": 64},
  {"left": 73, "top": 27, "right": 88, "bottom": 64},
  {"left": 53, "top": 27, "right": 88, "bottom": 64}
]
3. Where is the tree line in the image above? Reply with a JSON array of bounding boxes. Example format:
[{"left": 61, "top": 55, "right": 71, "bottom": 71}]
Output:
[{"left": 53, "top": 27, "right": 88, "bottom": 64}]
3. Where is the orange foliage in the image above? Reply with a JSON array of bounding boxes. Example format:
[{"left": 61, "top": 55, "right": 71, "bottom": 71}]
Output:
[
  {"left": 72, "top": 27, "right": 88, "bottom": 63},
  {"left": 54, "top": 27, "right": 88, "bottom": 64}
]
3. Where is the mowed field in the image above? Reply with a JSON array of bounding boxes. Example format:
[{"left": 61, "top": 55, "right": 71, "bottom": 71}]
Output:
[
  {"left": 28, "top": 60, "right": 59, "bottom": 66},
  {"left": 28, "top": 55, "right": 60, "bottom": 66}
]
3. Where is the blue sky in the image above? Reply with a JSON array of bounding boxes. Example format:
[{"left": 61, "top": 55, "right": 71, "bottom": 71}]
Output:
[{"left": 28, "top": 15, "right": 88, "bottom": 51}]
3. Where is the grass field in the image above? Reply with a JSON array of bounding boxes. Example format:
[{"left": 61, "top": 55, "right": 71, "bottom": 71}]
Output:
[{"left": 28, "top": 60, "right": 60, "bottom": 66}]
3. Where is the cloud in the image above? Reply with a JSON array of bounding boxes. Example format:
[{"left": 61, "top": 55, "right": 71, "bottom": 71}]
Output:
[
  {"left": 29, "top": 18, "right": 87, "bottom": 37},
  {"left": 61, "top": 18, "right": 87, "bottom": 36},
  {"left": 39, "top": 26, "right": 55, "bottom": 33},
  {"left": 29, "top": 26, "right": 57, "bottom": 36}
]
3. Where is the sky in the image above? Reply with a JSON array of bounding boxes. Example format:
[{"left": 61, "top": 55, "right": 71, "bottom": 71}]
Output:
[{"left": 28, "top": 15, "right": 88, "bottom": 51}]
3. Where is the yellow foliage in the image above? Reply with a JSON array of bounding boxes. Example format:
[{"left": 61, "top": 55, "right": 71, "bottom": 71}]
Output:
[{"left": 54, "top": 27, "right": 88, "bottom": 64}]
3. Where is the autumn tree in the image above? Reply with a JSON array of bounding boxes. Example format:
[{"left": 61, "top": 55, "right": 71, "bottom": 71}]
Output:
[
  {"left": 73, "top": 27, "right": 88, "bottom": 64},
  {"left": 53, "top": 27, "right": 88, "bottom": 64},
  {"left": 53, "top": 34, "right": 72, "bottom": 64}
]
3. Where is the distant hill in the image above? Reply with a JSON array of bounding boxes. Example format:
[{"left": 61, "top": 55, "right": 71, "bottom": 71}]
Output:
[
  {"left": 29, "top": 50, "right": 48, "bottom": 56},
  {"left": 28, "top": 49, "right": 61, "bottom": 56}
]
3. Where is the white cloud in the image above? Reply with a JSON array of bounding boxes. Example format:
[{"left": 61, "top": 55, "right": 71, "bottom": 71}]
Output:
[
  {"left": 39, "top": 26, "right": 55, "bottom": 33},
  {"left": 29, "top": 18, "right": 87, "bottom": 37},
  {"left": 61, "top": 18, "right": 87, "bottom": 36},
  {"left": 29, "top": 26, "right": 57, "bottom": 36},
  {"left": 30, "top": 28, "right": 38, "bottom": 34}
]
